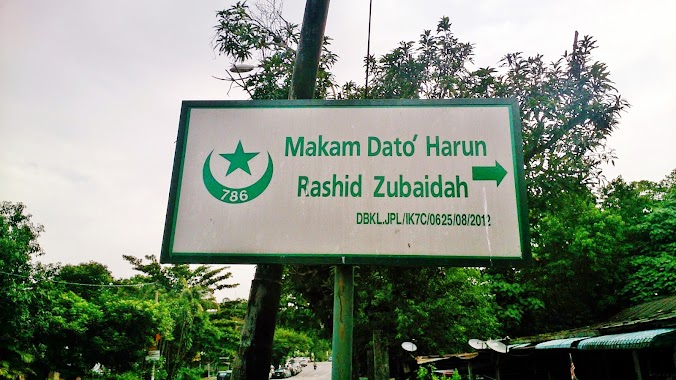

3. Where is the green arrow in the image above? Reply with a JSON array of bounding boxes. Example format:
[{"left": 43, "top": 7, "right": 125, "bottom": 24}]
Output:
[{"left": 472, "top": 161, "right": 508, "bottom": 186}]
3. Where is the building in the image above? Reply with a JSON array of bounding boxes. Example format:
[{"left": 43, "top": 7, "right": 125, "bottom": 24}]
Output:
[{"left": 417, "top": 294, "right": 676, "bottom": 379}]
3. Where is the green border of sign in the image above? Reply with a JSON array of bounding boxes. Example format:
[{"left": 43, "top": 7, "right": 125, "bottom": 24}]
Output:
[{"left": 161, "top": 98, "right": 530, "bottom": 267}]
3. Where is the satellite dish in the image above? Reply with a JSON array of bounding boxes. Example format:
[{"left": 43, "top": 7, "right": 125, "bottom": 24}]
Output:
[
  {"left": 401, "top": 342, "right": 417, "bottom": 352},
  {"left": 486, "top": 340, "right": 508, "bottom": 353},
  {"left": 468, "top": 339, "right": 488, "bottom": 350}
]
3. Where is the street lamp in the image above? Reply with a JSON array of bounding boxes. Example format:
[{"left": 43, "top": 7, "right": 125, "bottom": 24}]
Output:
[{"left": 229, "top": 63, "right": 258, "bottom": 73}]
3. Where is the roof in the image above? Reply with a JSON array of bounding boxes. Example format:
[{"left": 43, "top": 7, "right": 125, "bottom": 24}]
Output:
[
  {"left": 509, "top": 294, "right": 676, "bottom": 346},
  {"left": 416, "top": 353, "right": 479, "bottom": 364},
  {"left": 534, "top": 337, "right": 589, "bottom": 349},
  {"left": 421, "top": 329, "right": 675, "bottom": 367},
  {"left": 576, "top": 328, "right": 676, "bottom": 350},
  {"left": 509, "top": 328, "right": 598, "bottom": 345},
  {"left": 602, "top": 294, "right": 676, "bottom": 330},
  {"left": 439, "top": 295, "right": 676, "bottom": 358}
]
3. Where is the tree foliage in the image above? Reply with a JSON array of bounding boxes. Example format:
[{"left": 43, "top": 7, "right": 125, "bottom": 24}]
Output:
[
  {"left": 353, "top": 267, "right": 500, "bottom": 355},
  {"left": 358, "top": 23, "right": 629, "bottom": 219},
  {"left": 602, "top": 170, "right": 676, "bottom": 303},
  {"left": 366, "top": 17, "right": 474, "bottom": 100},
  {"left": 0, "top": 202, "right": 44, "bottom": 379},
  {"left": 271, "top": 327, "right": 313, "bottom": 366},
  {"left": 3, "top": 4, "right": 668, "bottom": 379},
  {"left": 35, "top": 290, "right": 104, "bottom": 378},
  {"left": 0, "top": 216, "right": 245, "bottom": 380},
  {"left": 520, "top": 190, "right": 627, "bottom": 333},
  {"left": 92, "top": 296, "right": 163, "bottom": 373},
  {"left": 213, "top": 0, "right": 337, "bottom": 100},
  {"left": 210, "top": 0, "right": 638, "bottom": 360},
  {"left": 280, "top": 265, "right": 501, "bottom": 375},
  {"left": 56, "top": 261, "right": 114, "bottom": 300},
  {"left": 346, "top": 18, "right": 631, "bottom": 337},
  {"left": 211, "top": 298, "right": 249, "bottom": 362},
  {"left": 121, "top": 255, "right": 237, "bottom": 380},
  {"left": 122, "top": 254, "right": 236, "bottom": 294}
]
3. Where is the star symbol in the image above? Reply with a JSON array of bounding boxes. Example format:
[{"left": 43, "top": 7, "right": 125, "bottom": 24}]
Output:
[{"left": 219, "top": 141, "right": 259, "bottom": 176}]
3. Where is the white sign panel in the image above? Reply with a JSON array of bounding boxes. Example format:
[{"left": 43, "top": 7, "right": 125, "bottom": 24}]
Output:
[
  {"left": 146, "top": 350, "right": 160, "bottom": 361},
  {"left": 162, "top": 99, "right": 529, "bottom": 266}
]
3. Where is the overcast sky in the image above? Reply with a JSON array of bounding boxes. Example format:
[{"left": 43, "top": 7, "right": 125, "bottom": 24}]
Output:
[{"left": 1, "top": 0, "right": 675, "bottom": 300}]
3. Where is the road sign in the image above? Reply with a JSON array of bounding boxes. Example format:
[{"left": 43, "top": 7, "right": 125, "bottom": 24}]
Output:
[
  {"left": 147, "top": 350, "right": 160, "bottom": 361},
  {"left": 161, "top": 99, "right": 529, "bottom": 266}
]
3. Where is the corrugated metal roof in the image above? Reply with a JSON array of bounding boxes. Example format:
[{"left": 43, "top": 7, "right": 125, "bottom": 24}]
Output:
[
  {"left": 535, "top": 337, "right": 589, "bottom": 349},
  {"left": 606, "top": 294, "right": 676, "bottom": 324},
  {"left": 508, "top": 343, "right": 532, "bottom": 350},
  {"left": 577, "top": 328, "right": 676, "bottom": 350}
]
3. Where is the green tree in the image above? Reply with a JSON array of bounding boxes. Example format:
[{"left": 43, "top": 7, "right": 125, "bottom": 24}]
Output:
[
  {"left": 323, "top": 21, "right": 629, "bottom": 339},
  {"left": 280, "top": 265, "right": 500, "bottom": 376},
  {"left": 122, "top": 254, "right": 236, "bottom": 294},
  {"left": 354, "top": 267, "right": 500, "bottom": 355},
  {"left": 271, "top": 327, "right": 313, "bottom": 366},
  {"left": 366, "top": 17, "right": 474, "bottom": 100},
  {"left": 373, "top": 24, "right": 630, "bottom": 336},
  {"left": 213, "top": 1, "right": 337, "bottom": 100},
  {"left": 351, "top": 267, "right": 499, "bottom": 376},
  {"left": 33, "top": 290, "right": 103, "bottom": 379},
  {"left": 277, "top": 266, "right": 333, "bottom": 339},
  {"left": 91, "top": 295, "right": 163, "bottom": 374},
  {"left": 122, "top": 255, "right": 236, "bottom": 380},
  {"left": 211, "top": 298, "right": 249, "bottom": 364},
  {"left": 214, "top": 7, "right": 627, "bottom": 211},
  {"left": 26, "top": 262, "right": 164, "bottom": 379},
  {"left": 160, "top": 285, "right": 223, "bottom": 380},
  {"left": 0, "top": 202, "right": 44, "bottom": 379},
  {"left": 362, "top": 23, "right": 627, "bottom": 219},
  {"left": 212, "top": 0, "right": 630, "bottom": 360},
  {"left": 56, "top": 261, "right": 114, "bottom": 301},
  {"left": 416, "top": 365, "right": 461, "bottom": 380},
  {"left": 602, "top": 170, "right": 676, "bottom": 303},
  {"left": 522, "top": 190, "right": 628, "bottom": 333},
  {"left": 488, "top": 186, "right": 631, "bottom": 336}
]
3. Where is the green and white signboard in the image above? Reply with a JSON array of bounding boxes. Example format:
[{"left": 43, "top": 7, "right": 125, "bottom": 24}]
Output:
[{"left": 161, "top": 99, "right": 529, "bottom": 266}]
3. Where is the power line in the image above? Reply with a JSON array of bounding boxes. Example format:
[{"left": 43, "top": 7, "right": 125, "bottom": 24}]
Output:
[
  {"left": 365, "top": 0, "right": 373, "bottom": 99},
  {"left": 0, "top": 269, "right": 158, "bottom": 288}
]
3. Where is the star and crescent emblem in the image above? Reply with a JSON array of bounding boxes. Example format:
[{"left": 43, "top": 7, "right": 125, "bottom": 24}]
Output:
[{"left": 202, "top": 140, "right": 273, "bottom": 204}]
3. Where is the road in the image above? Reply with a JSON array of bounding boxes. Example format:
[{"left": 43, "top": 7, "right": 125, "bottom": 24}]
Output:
[{"left": 295, "top": 362, "right": 331, "bottom": 380}]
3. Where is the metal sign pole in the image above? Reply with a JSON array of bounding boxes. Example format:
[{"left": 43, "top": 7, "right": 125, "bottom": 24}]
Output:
[{"left": 332, "top": 265, "right": 354, "bottom": 380}]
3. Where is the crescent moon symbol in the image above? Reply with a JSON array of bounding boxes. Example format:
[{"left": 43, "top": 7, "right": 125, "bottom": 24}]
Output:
[{"left": 202, "top": 150, "right": 274, "bottom": 204}]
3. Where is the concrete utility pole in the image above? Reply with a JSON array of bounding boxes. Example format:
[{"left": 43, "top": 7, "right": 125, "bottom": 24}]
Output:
[
  {"left": 232, "top": 1, "right": 331, "bottom": 379},
  {"left": 231, "top": 264, "right": 283, "bottom": 380},
  {"left": 289, "top": 0, "right": 331, "bottom": 100}
]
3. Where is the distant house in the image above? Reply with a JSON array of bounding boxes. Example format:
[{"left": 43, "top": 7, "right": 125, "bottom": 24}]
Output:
[{"left": 417, "top": 294, "right": 676, "bottom": 380}]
